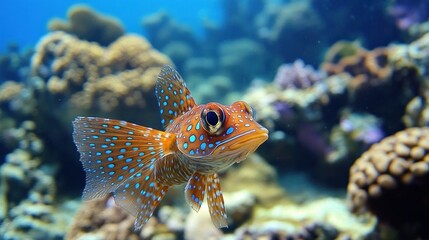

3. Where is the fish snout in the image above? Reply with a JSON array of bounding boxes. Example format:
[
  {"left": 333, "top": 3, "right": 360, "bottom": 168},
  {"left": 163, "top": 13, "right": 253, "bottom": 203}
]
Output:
[{"left": 230, "top": 127, "right": 269, "bottom": 161}]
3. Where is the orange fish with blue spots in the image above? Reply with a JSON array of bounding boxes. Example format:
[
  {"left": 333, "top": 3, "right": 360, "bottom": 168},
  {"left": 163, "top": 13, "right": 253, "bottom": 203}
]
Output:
[{"left": 72, "top": 65, "right": 268, "bottom": 229}]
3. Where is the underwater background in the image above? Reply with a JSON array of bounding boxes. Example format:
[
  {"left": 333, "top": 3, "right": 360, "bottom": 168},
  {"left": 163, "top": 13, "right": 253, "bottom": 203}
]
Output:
[{"left": 1, "top": 0, "right": 429, "bottom": 239}]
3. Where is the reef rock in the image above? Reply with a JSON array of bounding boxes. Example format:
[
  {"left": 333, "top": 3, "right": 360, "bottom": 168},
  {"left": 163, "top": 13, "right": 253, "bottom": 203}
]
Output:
[
  {"left": 32, "top": 31, "right": 171, "bottom": 125},
  {"left": 48, "top": 5, "right": 124, "bottom": 46},
  {"left": 348, "top": 127, "right": 429, "bottom": 239}
]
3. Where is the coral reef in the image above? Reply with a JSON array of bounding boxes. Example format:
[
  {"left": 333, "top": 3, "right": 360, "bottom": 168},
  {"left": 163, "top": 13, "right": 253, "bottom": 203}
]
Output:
[
  {"left": 48, "top": 5, "right": 124, "bottom": 46},
  {"left": 66, "top": 196, "right": 141, "bottom": 240},
  {"left": 2, "top": 1, "right": 429, "bottom": 239},
  {"left": 65, "top": 154, "right": 374, "bottom": 239},
  {"left": 348, "top": 127, "right": 429, "bottom": 239},
  {"left": 0, "top": 30, "right": 173, "bottom": 239},
  {"left": 239, "top": 198, "right": 375, "bottom": 239},
  {"left": 0, "top": 140, "right": 72, "bottom": 239},
  {"left": 32, "top": 31, "right": 171, "bottom": 124},
  {"left": 388, "top": 0, "right": 429, "bottom": 30},
  {"left": 403, "top": 96, "right": 429, "bottom": 127},
  {"left": 274, "top": 59, "right": 325, "bottom": 90},
  {"left": 0, "top": 44, "right": 33, "bottom": 82},
  {"left": 242, "top": 32, "right": 429, "bottom": 186}
]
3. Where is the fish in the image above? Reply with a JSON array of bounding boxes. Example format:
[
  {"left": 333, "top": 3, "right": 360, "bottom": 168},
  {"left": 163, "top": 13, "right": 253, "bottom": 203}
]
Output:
[{"left": 72, "top": 65, "right": 269, "bottom": 230}]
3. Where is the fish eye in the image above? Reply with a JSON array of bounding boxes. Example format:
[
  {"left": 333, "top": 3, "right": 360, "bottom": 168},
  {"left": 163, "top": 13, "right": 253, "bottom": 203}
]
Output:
[
  {"left": 200, "top": 106, "right": 225, "bottom": 135},
  {"left": 206, "top": 111, "right": 219, "bottom": 126}
]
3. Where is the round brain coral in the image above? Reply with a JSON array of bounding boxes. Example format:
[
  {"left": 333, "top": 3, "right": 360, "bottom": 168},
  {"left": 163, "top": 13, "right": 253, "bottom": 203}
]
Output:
[{"left": 347, "top": 127, "right": 429, "bottom": 238}]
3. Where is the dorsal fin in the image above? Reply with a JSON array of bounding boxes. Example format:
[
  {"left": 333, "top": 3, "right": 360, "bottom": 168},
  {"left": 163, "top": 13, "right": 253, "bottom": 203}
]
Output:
[{"left": 155, "top": 65, "right": 196, "bottom": 129}]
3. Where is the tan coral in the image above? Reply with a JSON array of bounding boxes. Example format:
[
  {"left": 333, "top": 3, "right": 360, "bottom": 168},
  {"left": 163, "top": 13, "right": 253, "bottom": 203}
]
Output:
[
  {"left": 48, "top": 5, "right": 124, "bottom": 46},
  {"left": 403, "top": 96, "right": 429, "bottom": 127},
  {"left": 32, "top": 32, "right": 171, "bottom": 114},
  {"left": 66, "top": 196, "right": 139, "bottom": 240},
  {"left": 0, "top": 81, "right": 24, "bottom": 102},
  {"left": 323, "top": 47, "right": 393, "bottom": 90},
  {"left": 347, "top": 127, "right": 429, "bottom": 238}
]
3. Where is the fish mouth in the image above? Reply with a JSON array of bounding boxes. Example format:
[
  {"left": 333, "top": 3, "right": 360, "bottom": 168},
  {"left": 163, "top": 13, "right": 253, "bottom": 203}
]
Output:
[
  {"left": 229, "top": 128, "right": 268, "bottom": 152},
  {"left": 216, "top": 127, "right": 269, "bottom": 161},
  {"left": 188, "top": 127, "right": 268, "bottom": 172}
]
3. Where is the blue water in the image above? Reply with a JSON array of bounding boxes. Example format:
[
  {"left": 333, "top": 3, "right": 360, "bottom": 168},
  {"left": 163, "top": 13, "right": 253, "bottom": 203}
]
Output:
[{"left": 0, "top": 0, "right": 220, "bottom": 52}]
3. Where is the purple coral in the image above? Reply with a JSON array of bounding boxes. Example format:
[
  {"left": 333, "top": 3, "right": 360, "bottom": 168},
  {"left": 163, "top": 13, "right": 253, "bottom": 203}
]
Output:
[
  {"left": 388, "top": 0, "right": 429, "bottom": 30},
  {"left": 274, "top": 59, "right": 324, "bottom": 90}
]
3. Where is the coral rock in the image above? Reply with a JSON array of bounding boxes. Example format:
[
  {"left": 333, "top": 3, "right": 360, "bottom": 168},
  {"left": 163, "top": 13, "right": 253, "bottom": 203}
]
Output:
[
  {"left": 48, "top": 5, "right": 124, "bottom": 46},
  {"left": 32, "top": 31, "right": 171, "bottom": 122},
  {"left": 348, "top": 127, "right": 429, "bottom": 238}
]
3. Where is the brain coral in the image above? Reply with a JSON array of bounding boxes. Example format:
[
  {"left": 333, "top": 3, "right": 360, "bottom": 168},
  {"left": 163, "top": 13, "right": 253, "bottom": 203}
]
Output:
[
  {"left": 347, "top": 127, "right": 429, "bottom": 238},
  {"left": 48, "top": 5, "right": 124, "bottom": 46},
  {"left": 32, "top": 31, "right": 171, "bottom": 116}
]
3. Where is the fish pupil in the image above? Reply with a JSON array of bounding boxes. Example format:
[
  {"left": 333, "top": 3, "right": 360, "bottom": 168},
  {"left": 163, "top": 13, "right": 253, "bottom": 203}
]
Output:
[{"left": 206, "top": 111, "right": 219, "bottom": 126}]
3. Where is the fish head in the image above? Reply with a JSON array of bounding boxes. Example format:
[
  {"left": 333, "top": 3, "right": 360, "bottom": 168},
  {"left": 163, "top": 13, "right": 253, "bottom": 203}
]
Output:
[{"left": 177, "top": 101, "right": 269, "bottom": 172}]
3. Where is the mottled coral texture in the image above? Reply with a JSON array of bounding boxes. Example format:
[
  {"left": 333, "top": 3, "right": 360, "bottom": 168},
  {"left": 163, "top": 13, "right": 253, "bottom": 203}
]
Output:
[
  {"left": 348, "top": 127, "right": 429, "bottom": 239},
  {"left": 32, "top": 31, "right": 171, "bottom": 123}
]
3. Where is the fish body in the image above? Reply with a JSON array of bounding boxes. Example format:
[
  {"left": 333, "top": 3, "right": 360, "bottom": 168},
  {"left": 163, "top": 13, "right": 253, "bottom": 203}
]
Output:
[{"left": 72, "top": 65, "right": 268, "bottom": 229}]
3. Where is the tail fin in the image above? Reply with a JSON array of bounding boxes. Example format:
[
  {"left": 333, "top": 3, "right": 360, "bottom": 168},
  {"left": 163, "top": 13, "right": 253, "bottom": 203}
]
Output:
[{"left": 72, "top": 116, "right": 175, "bottom": 229}]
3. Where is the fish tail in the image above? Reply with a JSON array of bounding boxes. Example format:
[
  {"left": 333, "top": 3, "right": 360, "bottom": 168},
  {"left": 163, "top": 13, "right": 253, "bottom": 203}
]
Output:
[{"left": 72, "top": 116, "right": 176, "bottom": 229}]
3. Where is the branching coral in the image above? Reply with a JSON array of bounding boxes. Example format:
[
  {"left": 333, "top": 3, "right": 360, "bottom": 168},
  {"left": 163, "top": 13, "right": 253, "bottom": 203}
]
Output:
[
  {"left": 348, "top": 127, "right": 429, "bottom": 238},
  {"left": 48, "top": 5, "right": 124, "bottom": 46}
]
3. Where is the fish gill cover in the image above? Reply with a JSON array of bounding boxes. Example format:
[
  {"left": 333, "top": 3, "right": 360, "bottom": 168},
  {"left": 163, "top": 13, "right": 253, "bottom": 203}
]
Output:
[{"left": 0, "top": 0, "right": 428, "bottom": 239}]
